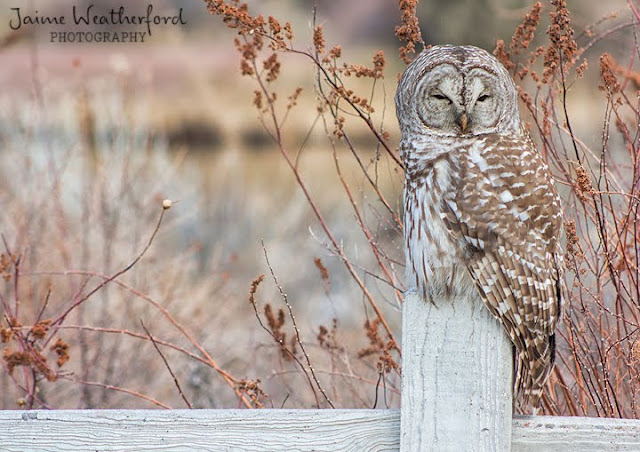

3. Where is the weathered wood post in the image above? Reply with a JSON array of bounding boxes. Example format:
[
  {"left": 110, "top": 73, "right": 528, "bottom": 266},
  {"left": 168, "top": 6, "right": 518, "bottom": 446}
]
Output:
[{"left": 400, "top": 291, "right": 514, "bottom": 451}]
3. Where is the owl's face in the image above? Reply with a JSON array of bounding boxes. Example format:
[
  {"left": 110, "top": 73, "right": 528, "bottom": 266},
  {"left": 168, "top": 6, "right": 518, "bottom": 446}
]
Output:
[
  {"left": 396, "top": 45, "right": 520, "bottom": 138},
  {"left": 415, "top": 64, "right": 506, "bottom": 135}
]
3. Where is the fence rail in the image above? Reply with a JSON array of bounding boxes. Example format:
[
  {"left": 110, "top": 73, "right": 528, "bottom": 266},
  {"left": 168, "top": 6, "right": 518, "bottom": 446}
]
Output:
[{"left": 1, "top": 409, "right": 640, "bottom": 451}]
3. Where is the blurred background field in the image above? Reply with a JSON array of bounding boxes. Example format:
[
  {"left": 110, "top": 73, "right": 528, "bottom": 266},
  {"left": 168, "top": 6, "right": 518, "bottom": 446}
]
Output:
[{"left": 0, "top": 0, "right": 638, "bottom": 414}]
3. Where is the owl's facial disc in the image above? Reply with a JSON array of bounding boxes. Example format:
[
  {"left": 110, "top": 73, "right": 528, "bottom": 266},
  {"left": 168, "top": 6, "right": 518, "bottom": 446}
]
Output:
[
  {"left": 415, "top": 64, "right": 465, "bottom": 134},
  {"left": 463, "top": 68, "right": 505, "bottom": 134}
]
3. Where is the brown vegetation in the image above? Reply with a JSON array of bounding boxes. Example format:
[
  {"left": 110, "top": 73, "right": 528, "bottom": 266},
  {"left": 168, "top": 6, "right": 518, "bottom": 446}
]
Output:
[{"left": 1, "top": 0, "right": 639, "bottom": 417}]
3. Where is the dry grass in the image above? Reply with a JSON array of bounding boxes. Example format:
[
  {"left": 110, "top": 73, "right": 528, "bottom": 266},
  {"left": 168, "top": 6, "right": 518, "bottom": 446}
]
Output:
[
  {"left": 1, "top": 0, "right": 639, "bottom": 416},
  {"left": 0, "top": 46, "right": 402, "bottom": 409}
]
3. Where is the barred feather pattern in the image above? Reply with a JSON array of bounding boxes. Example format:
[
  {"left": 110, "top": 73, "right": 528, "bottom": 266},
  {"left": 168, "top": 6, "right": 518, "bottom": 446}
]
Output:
[{"left": 396, "top": 45, "right": 563, "bottom": 408}]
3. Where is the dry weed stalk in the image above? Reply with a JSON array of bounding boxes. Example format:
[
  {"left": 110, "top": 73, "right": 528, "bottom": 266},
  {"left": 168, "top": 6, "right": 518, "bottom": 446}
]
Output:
[
  {"left": 203, "top": 0, "right": 414, "bottom": 408},
  {"left": 1, "top": 203, "right": 265, "bottom": 409}
]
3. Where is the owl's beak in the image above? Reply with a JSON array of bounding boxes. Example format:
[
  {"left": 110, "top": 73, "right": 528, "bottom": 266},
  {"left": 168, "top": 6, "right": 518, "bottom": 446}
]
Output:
[{"left": 456, "top": 112, "right": 469, "bottom": 133}]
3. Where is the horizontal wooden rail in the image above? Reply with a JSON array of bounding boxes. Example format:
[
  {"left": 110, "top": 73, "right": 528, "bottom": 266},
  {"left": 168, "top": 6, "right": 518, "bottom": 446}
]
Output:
[{"left": 1, "top": 409, "right": 640, "bottom": 451}]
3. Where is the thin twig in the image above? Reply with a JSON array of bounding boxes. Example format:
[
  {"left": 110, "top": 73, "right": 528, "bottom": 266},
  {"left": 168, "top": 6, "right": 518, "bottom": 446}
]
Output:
[
  {"left": 140, "top": 320, "right": 193, "bottom": 409},
  {"left": 52, "top": 206, "right": 167, "bottom": 327},
  {"left": 261, "top": 240, "right": 335, "bottom": 408},
  {"left": 73, "top": 378, "right": 171, "bottom": 409}
]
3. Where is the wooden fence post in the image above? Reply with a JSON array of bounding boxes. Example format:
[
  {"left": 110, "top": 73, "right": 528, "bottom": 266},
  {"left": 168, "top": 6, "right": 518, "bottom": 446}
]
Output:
[{"left": 400, "top": 291, "right": 513, "bottom": 451}]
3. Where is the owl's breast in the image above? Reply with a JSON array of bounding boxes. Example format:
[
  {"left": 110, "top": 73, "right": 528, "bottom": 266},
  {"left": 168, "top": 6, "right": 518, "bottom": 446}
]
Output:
[{"left": 404, "top": 157, "right": 473, "bottom": 296}]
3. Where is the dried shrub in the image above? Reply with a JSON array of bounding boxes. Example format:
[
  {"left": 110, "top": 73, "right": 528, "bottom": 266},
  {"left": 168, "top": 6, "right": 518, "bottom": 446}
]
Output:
[{"left": 395, "top": 0, "right": 424, "bottom": 64}]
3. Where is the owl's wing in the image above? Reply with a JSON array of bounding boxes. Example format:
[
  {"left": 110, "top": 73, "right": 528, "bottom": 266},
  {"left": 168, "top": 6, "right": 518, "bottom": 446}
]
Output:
[{"left": 441, "top": 134, "right": 563, "bottom": 403}]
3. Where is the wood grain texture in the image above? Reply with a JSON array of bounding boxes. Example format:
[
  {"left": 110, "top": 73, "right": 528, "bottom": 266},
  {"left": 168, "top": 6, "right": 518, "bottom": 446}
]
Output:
[
  {"left": 512, "top": 415, "right": 640, "bottom": 452},
  {"left": 1, "top": 409, "right": 640, "bottom": 451},
  {"left": 0, "top": 409, "right": 399, "bottom": 452},
  {"left": 400, "top": 291, "right": 513, "bottom": 451}
]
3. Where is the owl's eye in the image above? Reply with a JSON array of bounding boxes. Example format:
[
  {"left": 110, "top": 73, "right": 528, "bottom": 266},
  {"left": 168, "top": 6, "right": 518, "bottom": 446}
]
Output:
[
  {"left": 477, "top": 94, "right": 491, "bottom": 102},
  {"left": 431, "top": 93, "right": 451, "bottom": 103}
]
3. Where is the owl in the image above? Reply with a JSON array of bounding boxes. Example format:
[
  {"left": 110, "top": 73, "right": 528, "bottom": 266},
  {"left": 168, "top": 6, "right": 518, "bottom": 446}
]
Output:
[{"left": 395, "top": 45, "right": 563, "bottom": 407}]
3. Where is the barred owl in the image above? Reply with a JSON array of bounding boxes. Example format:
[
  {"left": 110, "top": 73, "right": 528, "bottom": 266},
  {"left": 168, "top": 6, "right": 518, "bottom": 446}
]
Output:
[{"left": 395, "top": 45, "right": 563, "bottom": 407}]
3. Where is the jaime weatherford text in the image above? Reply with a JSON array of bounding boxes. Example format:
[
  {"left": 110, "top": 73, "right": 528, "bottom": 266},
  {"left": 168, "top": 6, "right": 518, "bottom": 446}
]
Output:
[{"left": 8, "top": 4, "right": 187, "bottom": 43}]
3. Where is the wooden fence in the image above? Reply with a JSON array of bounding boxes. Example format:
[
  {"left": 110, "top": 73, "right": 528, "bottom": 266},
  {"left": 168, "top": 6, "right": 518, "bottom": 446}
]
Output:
[
  {"left": 1, "top": 293, "right": 640, "bottom": 451},
  {"left": 2, "top": 409, "right": 640, "bottom": 451}
]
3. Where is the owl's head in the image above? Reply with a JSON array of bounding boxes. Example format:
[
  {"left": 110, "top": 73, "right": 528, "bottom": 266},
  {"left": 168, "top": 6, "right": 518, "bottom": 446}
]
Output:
[{"left": 395, "top": 45, "right": 520, "bottom": 137}]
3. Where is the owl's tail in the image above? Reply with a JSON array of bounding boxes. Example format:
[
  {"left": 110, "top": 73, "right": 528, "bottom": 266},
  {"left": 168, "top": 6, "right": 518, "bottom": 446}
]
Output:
[{"left": 515, "top": 332, "right": 556, "bottom": 410}]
